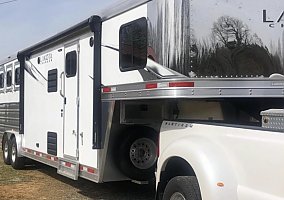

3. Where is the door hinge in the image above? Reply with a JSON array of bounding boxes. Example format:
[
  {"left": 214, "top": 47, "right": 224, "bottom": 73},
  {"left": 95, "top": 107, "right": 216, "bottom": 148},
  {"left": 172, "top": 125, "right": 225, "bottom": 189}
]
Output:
[{"left": 80, "top": 132, "right": 83, "bottom": 145}]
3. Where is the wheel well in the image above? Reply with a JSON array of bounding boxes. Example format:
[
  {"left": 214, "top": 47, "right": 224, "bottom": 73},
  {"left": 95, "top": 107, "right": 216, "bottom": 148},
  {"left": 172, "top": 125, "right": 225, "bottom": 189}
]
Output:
[
  {"left": 10, "top": 134, "right": 15, "bottom": 140},
  {"left": 156, "top": 157, "right": 196, "bottom": 199}
]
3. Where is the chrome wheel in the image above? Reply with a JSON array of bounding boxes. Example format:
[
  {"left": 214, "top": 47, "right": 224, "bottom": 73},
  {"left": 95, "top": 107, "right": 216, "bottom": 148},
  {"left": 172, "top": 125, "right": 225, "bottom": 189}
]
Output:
[
  {"left": 4, "top": 140, "right": 9, "bottom": 160},
  {"left": 129, "top": 138, "right": 157, "bottom": 170},
  {"left": 170, "top": 192, "right": 186, "bottom": 200},
  {"left": 10, "top": 137, "right": 25, "bottom": 169},
  {"left": 11, "top": 143, "right": 16, "bottom": 163}
]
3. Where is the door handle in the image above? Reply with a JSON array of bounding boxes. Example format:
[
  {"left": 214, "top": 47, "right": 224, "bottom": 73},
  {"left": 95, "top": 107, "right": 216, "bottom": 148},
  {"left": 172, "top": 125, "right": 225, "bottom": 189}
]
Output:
[
  {"left": 60, "top": 72, "right": 64, "bottom": 98},
  {"left": 80, "top": 132, "right": 83, "bottom": 145}
]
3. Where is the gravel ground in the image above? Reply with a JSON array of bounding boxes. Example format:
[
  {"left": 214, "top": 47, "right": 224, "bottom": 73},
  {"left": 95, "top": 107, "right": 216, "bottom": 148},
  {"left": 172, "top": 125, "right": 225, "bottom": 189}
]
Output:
[{"left": 0, "top": 135, "right": 155, "bottom": 200}]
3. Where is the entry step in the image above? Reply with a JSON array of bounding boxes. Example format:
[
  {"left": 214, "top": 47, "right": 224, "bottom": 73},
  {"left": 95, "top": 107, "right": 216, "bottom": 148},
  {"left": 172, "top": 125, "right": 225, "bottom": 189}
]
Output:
[{"left": 57, "top": 158, "right": 79, "bottom": 180}]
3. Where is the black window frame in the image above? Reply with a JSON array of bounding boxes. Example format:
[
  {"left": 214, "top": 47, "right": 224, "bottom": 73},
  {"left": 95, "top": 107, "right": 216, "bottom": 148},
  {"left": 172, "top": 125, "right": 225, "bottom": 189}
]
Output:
[
  {"left": 15, "top": 67, "right": 20, "bottom": 86},
  {"left": 65, "top": 51, "right": 77, "bottom": 78},
  {"left": 6, "top": 70, "right": 12, "bottom": 87},
  {"left": 119, "top": 17, "right": 148, "bottom": 72},
  {"left": 0, "top": 73, "right": 4, "bottom": 89}
]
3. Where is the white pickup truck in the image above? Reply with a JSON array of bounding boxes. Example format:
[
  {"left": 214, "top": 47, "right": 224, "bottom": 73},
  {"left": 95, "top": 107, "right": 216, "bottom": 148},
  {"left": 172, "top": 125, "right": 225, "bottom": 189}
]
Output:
[{"left": 157, "top": 114, "right": 284, "bottom": 200}]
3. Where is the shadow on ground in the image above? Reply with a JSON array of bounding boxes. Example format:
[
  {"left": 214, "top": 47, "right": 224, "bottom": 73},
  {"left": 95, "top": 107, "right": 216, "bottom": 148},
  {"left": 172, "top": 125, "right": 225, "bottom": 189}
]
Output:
[
  {"left": 0, "top": 134, "right": 155, "bottom": 200},
  {"left": 37, "top": 163, "right": 155, "bottom": 200}
]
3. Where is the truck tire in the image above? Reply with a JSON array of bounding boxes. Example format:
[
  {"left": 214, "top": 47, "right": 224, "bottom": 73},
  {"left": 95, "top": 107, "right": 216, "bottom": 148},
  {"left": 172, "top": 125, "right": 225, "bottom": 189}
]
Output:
[
  {"left": 163, "top": 176, "right": 202, "bottom": 200},
  {"left": 2, "top": 135, "right": 11, "bottom": 165},
  {"left": 10, "top": 137, "right": 25, "bottom": 169},
  {"left": 117, "top": 126, "right": 158, "bottom": 181}
]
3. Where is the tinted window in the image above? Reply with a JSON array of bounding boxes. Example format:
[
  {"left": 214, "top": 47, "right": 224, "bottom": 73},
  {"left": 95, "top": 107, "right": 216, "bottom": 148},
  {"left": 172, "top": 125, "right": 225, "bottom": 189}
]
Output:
[
  {"left": 15, "top": 67, "right": 20, "bottom": 85},
  {"left": 119, "top": 17, "right": 147, "bottom": 72},
  {"left": 65, "top": 51, "right": 77, "bottom": 78},
  {"left": 0, "top": 73, "right": 4, "bottom": 88},
  {"left": 6, "top": 70, "right": 12, "bottom": 87}
]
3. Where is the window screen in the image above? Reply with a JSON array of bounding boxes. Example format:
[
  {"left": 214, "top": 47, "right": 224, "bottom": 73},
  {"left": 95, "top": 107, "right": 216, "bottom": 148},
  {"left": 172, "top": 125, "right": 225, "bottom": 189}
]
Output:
[
  {"left": 119, "top": 17, "right": 147, "bottom": 72},
  {"left": 15, "top": 67, "right": 20, "bottom": 85},
  {"left": 48, "top": 69, "right": 58, "bottom": 93},
  {"left": 0, "top": 73, "right": 4, "bottom": 88},
  {"left": 6, "top": 70, "right": 12, "bottom": 87},
  {"left": 47, "top": 132, "right": 57, "bottom": 156},
  {"left": 65, "top": 51, "right": 77, "bottom": 78}
]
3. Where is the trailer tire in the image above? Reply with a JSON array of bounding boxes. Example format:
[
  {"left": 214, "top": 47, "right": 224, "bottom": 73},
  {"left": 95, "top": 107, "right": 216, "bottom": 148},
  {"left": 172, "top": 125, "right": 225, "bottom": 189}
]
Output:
[
  {"left": 2, "top": 135, "right": 11, "bottom": 165},
  {"left": 10, "top": 137, "right": 25, "bottom": 169},
  {"left": 117, "top": 126, "right": 158, "bottom": 181},
  {"left": 163, "top": 176, "right": 201, "bottom": 200}
]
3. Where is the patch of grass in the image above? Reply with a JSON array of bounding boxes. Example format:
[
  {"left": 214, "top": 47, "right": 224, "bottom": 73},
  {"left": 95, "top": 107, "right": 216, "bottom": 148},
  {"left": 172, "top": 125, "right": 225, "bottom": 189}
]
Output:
[
  {"left": 0, "top": 161, "right": 30, "bottom": 184},
  {"left": 0, "top": 136, "right": 31, "bottom": 185}
]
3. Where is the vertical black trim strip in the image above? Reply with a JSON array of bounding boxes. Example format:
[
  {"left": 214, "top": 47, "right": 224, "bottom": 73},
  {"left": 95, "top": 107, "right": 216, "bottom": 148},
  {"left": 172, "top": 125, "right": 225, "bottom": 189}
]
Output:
[
  {"left": 17, "top": 53, "right": 25, "bottom": 134},
  {"left": 89, "top": 16, "right": 102, "bottom": 149}
]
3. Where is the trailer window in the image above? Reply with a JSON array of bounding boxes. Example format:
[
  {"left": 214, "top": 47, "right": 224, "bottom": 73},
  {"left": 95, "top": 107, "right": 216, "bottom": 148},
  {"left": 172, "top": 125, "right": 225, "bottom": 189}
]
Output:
[
  {"left": 119, "top": 17, "right": 147, "bottom": 72},
  {"left": 15, "top": 67, "right": 20, "bottom": 85},
  {"left": 48, "top": 69, "right": 58, "bottom": 93},
  {"left": 0, "top": 73, "right": 4, "bottom": 88},
  {"left": 65, "top": 51, "right": 77, "bottom": 78},
  {"left": 6, "top": 70, "right": 12, "bottom": 87}
]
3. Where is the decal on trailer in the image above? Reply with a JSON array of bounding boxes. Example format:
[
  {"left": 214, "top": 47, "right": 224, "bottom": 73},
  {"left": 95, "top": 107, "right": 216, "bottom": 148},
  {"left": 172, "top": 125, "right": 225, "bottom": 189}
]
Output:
[{"left": 38, "top": 53, "right": 53, "bottom": 65}]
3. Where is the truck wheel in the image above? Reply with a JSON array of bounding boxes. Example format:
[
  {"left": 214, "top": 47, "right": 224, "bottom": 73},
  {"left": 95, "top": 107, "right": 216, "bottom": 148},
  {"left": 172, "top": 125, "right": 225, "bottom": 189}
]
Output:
[
  {"left": 163, "top": 176, "right": 201, "bottom": 200},
  {"left": 117, "top": 126, "right": 158, "bottom": 181},
  {"left": 2, "top": 135, "right": 11, "bottom": 165},
  {"left": 10, "top": 137, "right": 25, "bottom": 169}
]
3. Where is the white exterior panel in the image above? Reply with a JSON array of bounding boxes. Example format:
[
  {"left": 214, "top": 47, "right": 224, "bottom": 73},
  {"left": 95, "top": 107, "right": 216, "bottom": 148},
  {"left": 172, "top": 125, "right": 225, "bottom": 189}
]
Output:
[
  {"left": 101, "top": 4, "right": 147, "bottom": 86},
  {"left": 77, "top": 33, "right": 99, "bottom": 168},
  {"left": 23, "top": 46, "right": 64, "bottom": 157}
]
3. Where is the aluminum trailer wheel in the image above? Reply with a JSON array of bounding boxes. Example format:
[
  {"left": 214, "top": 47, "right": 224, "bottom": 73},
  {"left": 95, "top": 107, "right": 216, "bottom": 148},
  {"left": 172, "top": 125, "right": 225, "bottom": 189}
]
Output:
[
  {"left": 129, "top": 137, "right": 157, "bottom": 170},
  {"left": 10, "top": 137, "right": 25, "bottom": 169},
  {"left": 2, "top": 135, "right": 11, "bottom": 165}
]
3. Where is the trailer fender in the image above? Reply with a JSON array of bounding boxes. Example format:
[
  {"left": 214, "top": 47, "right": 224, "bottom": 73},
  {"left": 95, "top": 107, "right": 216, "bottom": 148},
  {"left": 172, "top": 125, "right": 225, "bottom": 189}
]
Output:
[
  {"left": 4, "top": 131, "right": 23, "bottom": 157},
  {"left": 157, "top": 137, "right": 238, "bottom": 200}
]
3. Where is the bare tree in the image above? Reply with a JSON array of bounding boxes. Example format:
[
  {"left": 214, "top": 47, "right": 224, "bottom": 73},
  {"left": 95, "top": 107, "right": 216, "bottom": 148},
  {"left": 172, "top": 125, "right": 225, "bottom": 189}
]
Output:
[{"left": 212, "top": 16, "right": 261, "bottom": 47}]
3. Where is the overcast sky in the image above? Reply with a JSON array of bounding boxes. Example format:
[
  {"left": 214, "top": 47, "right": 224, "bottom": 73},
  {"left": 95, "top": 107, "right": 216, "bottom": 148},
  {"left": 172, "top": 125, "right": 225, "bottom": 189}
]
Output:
[{"left": 0, "top": 0, "right": 115, "bottom": 59}]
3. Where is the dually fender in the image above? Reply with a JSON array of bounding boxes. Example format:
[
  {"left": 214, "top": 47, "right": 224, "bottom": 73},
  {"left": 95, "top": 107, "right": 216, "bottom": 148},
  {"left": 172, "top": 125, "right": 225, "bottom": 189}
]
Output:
[
  {"left": 4, "top": 131, "right": 24, "bottom": 157},
  {"left": 157, "top": 136, "right": 238, "bottom": 200}
]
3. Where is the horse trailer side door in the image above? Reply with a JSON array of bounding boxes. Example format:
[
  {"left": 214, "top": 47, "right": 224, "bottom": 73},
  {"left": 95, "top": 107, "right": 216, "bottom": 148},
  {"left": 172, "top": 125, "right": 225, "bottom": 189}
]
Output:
[{"left": 63, "top": 42, "right": 79, "bottom": 160}]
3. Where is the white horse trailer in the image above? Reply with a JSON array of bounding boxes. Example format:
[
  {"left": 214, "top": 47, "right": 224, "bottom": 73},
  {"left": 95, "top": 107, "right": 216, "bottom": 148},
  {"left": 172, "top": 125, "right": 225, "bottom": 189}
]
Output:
[{"left": 2, "top": 0, "right": 284, "bottom": 199}]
